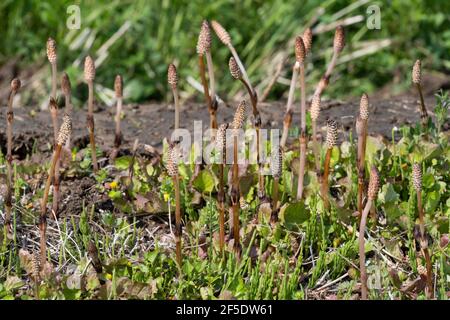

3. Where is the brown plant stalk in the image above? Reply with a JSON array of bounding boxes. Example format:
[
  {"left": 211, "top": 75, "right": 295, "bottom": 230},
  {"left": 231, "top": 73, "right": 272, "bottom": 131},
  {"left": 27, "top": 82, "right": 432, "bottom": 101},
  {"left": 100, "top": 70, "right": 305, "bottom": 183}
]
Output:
[
  {"left": 313, "top": 26, "right": 345, "bottom": 98},
  {"left": 197, "top": 20, "right": 217, "bottom": 130},
  {"left": 270, "top": 146, "right": 282, "bottom": 225},
  {"left": 356, "top": 94, "right": 369, "bottom": 217},
  {"left": 280, "top": 28, "right": 312, "bottom": 149},
  {"left": 321, "top": 119, "right": 337, "bottom": 208},
  {"left": 359, "top": 166, "right": 380, "bottom": 300},
  {"left": 168, "top": 63, "right": 180, "bottom": 130},
  {"left": 168, "top": 143, "right": 182, "bottom": 267},
  {"left": 216, "top": 124, "right": 228, "bottom": 251},
  {"left": 4, "top": 78, "right": 21, "bottom": 234},
  {"left": 61, "top": 73, "right": 73, "bottom": 153},
  {"left": 40, "top": 114, "right": 72, "bottom": 267},
  {"left": 412, "top": 163, "right": 433, "bottom": 298},
  {"left": 310, "top": 93, "right": 321, "bottom": 174},
  {"left": 231, "top": 101, "right": 246, "bottom": 255},
  {"left": 111, "top": 75, "right": 123, "bottom": 162},
  {"left": 84, "top": 56, "right": 98, "bottom": 172},
  {"left": 211, "top": 20, "right": 253, "bottom": 91},
  {"left": 412, "top": 60, "right": 429, "bottom": 127},
  {"left": 295, "top": 37, "right": 307, "bottom": 200},
  {"left": 229, "top": 57, "right": 264, "bottom": 199}
]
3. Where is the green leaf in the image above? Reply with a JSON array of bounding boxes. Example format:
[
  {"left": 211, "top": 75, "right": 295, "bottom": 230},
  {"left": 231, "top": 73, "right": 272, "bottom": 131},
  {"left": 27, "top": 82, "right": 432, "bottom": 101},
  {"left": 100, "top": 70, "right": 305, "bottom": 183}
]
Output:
[
  {"left": 279, "top": 201, "right": 310, "bottom": 231},
  {"left": 4, "top": 276, "right": 25, "bottom": 291},
  {"left": 193, "top": 170, "right": 216, "bottom": 194},
  {"left": 381, "top": 183, "right": 399, "bottom": 204},
  {"left": 115, "top": 156, "right": 132, "bottom": 170}
]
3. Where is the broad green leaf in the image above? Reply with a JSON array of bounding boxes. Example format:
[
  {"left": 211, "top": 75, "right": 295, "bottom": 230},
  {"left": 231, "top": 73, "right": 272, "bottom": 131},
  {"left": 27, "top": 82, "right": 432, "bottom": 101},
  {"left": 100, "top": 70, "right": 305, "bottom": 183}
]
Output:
[
  {"left": 279, "top": 201, "right": 310, "bottom": 231},
  {"left": 193, "top": 170, "right": 216, "bottom": 194},
  {"left": 115, "top": 156, "right": 132, "bottom": 170}
]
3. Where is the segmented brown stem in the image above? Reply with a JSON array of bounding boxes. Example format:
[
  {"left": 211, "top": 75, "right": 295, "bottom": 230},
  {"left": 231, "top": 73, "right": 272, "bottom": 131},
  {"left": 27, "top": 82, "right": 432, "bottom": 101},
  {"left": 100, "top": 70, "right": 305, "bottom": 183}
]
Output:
[
  {"left": 416, "top": 189, "right": 433, "bottom": 298},
  {"left": 40, "top": 144, "right": 62, "bottom": 266},
  {"left": 198, "top": 56, "right": 217, "bottom": 129},
  {"left": 280, "top": 63, "right": 300, "bottom": 148},
  {"left": 5, "top": 89, "right": 16, "bottom": 230},
  {"left": 312, "top": 121, "right": 320, "bottom": 174},
  {"left": 218, "top": 163, "right": 225, "bottom": 252},
  {"left": 51, "top": 63, "right": 57, "bottom": 100},
  {"left": 87, "top": 81, "right": 98, "bottom": 172},
  {"left": 416, "top": 84, "right": 429, "bottom": 127},
  {"left": 359, "top": 199, "right": 373, "bottom": 300},
  {"left": 232, "top": 135, "right": 241, "bottom": 255},
  {"left": 172, "top": 174, "right": 182, "bottom": 267},
  {"left": 270, "top": 177, "right": 280, "bottom": 225},
  {"left": 321, "top": 147, "right": 332, "bottom": 207},
  {"left": 297, "top": 134, "right": 307, "bottom": 200}
]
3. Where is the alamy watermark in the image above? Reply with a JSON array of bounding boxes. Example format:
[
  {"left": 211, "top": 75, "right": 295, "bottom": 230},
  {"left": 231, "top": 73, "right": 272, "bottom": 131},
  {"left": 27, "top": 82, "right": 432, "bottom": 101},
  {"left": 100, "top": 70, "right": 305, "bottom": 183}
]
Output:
[{"left": 66, "top": 5, "right": 81, "bottom": 30}]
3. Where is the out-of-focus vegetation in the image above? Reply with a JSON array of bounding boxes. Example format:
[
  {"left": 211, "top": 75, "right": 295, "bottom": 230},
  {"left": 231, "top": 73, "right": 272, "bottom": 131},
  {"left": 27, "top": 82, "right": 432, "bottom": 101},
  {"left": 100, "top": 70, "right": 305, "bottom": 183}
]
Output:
[{"left": 0, "top": 0, "right": 449, "bottom": 104}]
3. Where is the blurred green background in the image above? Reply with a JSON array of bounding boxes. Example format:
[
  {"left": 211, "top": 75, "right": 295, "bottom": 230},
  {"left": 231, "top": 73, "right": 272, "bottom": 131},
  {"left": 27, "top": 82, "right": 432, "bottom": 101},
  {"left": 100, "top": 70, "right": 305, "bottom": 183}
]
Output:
[{"left": 0, "top": 0, "right": 449, "bottom": 106}]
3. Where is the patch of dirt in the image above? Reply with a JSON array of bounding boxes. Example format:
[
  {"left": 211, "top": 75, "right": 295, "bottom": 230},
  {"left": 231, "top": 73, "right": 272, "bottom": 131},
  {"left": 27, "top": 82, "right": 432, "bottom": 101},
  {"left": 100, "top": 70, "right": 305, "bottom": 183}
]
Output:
[{"left": 0, "top": 94, "right": 442, "bottom": 158}]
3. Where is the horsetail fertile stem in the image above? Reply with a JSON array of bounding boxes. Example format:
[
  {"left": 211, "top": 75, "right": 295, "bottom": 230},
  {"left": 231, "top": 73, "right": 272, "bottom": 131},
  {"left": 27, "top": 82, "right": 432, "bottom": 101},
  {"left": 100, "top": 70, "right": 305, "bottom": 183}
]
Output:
[
  {"left": 216, "top": 123, "right": 228, "bottom": 251},
  {"left": 49, "top": 98, "right": 61, "bottom": 216},
  {"left": 168, "top": 143, "right": 182, "bottom": 267},
  {"left": 412, "top": 60, "right": 429, "bottom": 127},
  {"left": 310, "top": 93, "right": 321, "bottom": 174},
  {"left": 313, "top": 26, "right": 345, "bottom": 97},
  {"left": 412, "top": 163, "right": 433, "bottom": 298},
  {"left": 359, "top": 166, "right": 380, "bottom": 300},
  {"left": 270, "top": 146, "right": 282, "bottom": 225},
  {"left": 212, "top": 20, "right": 253, "bottom": 91},
  {"left": 40, "top": 114, "right": 72, "bottom": 267},
  {"left": 229, "top": 57, "right": 264, "bottom": 199},
  {"left": 47, "top": 37, "right": 57, "bottom": 100},
  {"left": 197, "top": 20, "right": 217, "bottom": 129},
  {"left": 321, "top": 119, "right": 337, "bottom": 207},
  {"left": 280, "top": 61, "right": 300, "bottom": 149},
  {"left": 168, "top": 63, "right": 180, "bottom": 130},
  {"left": 4, "top": 78, "right": 21, "bottom": 233},
  {"left": 84, "top": 55, "right": 98, "bottom": 172},
  {"left": 296, "top": 37, "right": 307, "bottom": 200},
  {"left": 280, "top": 29, "right": 312, "bottom": 149},
  {"left": 357, "top": 94, "right": 369, "bottom": 217},
  {"left": 231, "top": 101, "right": 246, "bottom": 255},
  {"left": 61, "top": 73, "right": 73, "bottom": 151},
  {"left": 46, "top": 40, "right": 60, "bottom": 210},
  {"left": 111, "top": 75, "right": 123, "bottom": 162}
]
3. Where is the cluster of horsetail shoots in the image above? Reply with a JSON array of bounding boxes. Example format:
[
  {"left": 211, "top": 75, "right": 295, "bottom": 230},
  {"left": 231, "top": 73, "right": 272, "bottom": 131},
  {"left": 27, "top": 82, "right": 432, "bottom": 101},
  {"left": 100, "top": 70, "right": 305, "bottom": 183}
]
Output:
[
  {"left": 111, "top": 74, "right": 123, "bottom": 161},
  {"left": 412, "top": 60, "right": 429, "bottom": 127},
  {"left": 412, "top": 163, "right": 433, "bottom": 298},
  {"left": 321, "top": 119, "right": 337, "bottom": 207},
  {"left": 359, "top": 166, "right": 380, "bottom": 300},
  {"left": 167, "top": 143, "right": 182, "bottom": 267},
  {"left": 4, "top": 78, "right": 21, "bottom": 235},
  {"left": 215, "top": 123, "right": 228, "bottom": 251},
  {"left": 197, "top": 20, "right": 217, "bottom": 130},
  {"left": 84, "top": 55, "right": 98, "bottom": 172},
  {"left": 231, "top": 101, "right": 246, "bottom": 255},
  {"left": 39, "top": 114, "right": 72, "bottom": 267}
]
